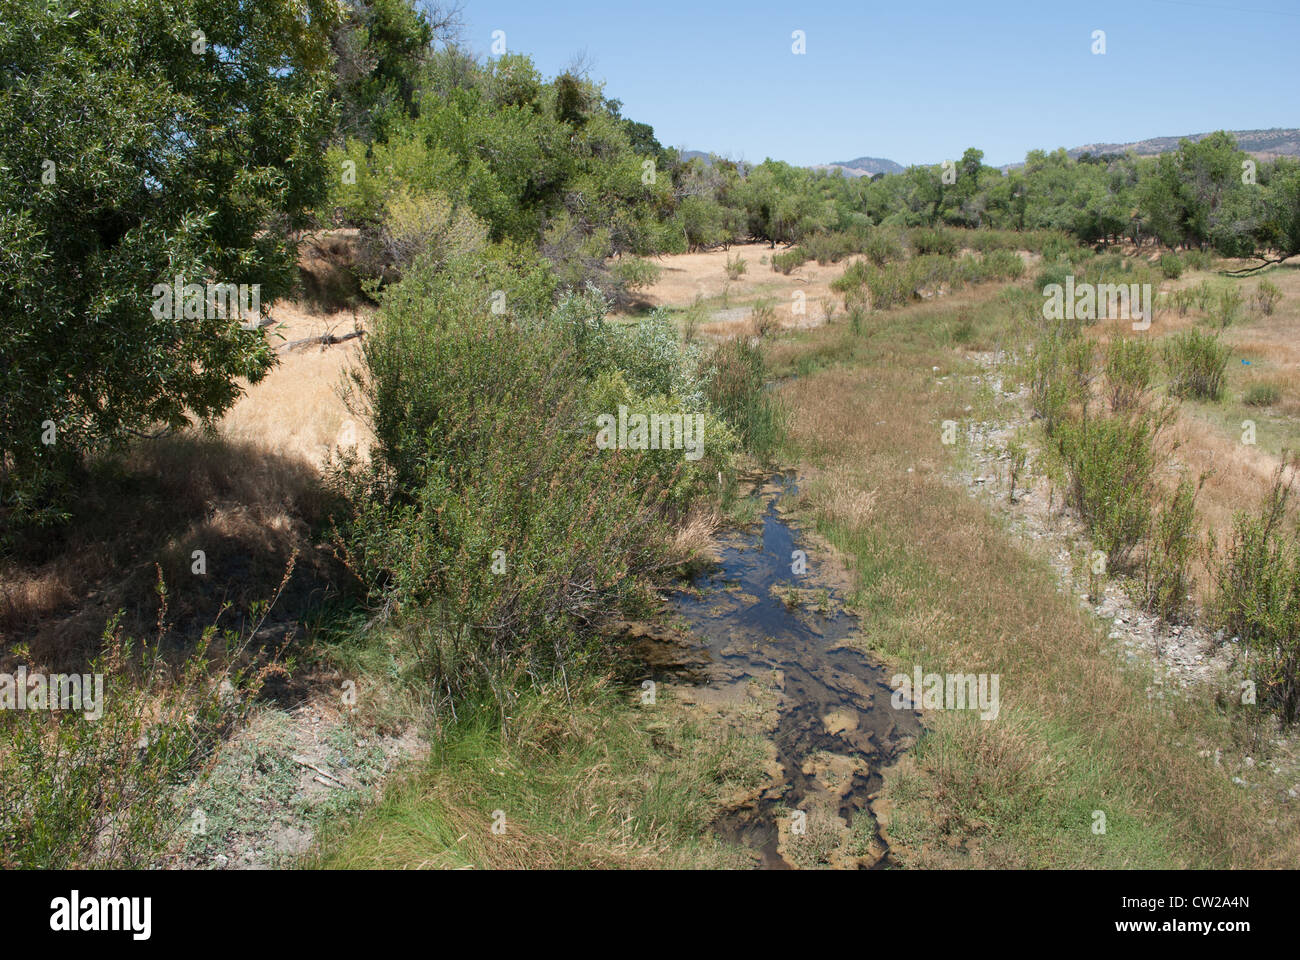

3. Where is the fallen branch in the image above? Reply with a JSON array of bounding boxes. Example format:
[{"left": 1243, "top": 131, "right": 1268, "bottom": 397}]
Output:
[
  {"left": 1224, "top": 254, "right": 1293, "bottom": 277},
  {"left": 292, "top": 755, "right": 348, "bottom": 786},
  {"left": 277, "top": 330, "right": 365, "bottom": 353}
]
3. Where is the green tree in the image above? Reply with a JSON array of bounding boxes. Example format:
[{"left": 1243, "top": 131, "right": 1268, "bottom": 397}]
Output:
[
  {"left": 330, "top": 0, "right": 459, "bottom": 143},
  {"left": 0, "top": 0, "right": 341, "bottom": 527}
]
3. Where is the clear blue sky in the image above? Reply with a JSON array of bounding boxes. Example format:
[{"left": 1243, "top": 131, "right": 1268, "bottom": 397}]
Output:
[{"left": 454, "top": 0, "right": 1299, "bottom": 168}]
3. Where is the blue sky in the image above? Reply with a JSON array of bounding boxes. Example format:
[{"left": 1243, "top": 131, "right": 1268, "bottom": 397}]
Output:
[{"left": 455, "top": 0, "right": 1299, "bottom": 168}]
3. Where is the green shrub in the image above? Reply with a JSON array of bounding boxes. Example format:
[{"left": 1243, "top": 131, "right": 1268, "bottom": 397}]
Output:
[
  {"left": 948, "top": 312, "right": 976, "bottom": 345},
  {"left": 1103, "top": 335, "right": 1156, "bottom": 413},
  {"left": 725, "top": 254, "right": 747, "bottom": 279},
  {"left": 337, "top": 258, "right": 735, "bottom": 713},
  {"left": 1035, "top": 260, "right": 1072, "bottom": 294},
  {"left": 864, "top": 262, "right": 915, "bottom": 309},
  {"left": 803, "top": 230, "right": 862, "bottom": 265},
  {"left": 1027, "top": 328, "right": 1092, "bottom": 435},
  {"left": 1244, "top": 381, "right": 1282, "bottom": 407},
  {"left": 1210, "top": 463, "right": 1300, "bottom": 724},
  {"left": 1159, "top": 253, "right": 1184, "bottom": 279},
  {"left": 771, "top": 249, "right": 807, "bottom": 275},
  {"left": 1038, "top": 233, "right": 1074, "bottom": 263},
  {"left": 909, "top": 227, "right": 959, "bottom": 256},
  {"left": 1208, "top": 287, "right": 1244, "bottom": 329},
  {"left": 703, "top": 337, "right": 784, "bottom": 460},
  {"left": 0, "top": 597, "right": 270, "bottom": 868},
  {"left": 749, "top": 299, "right": 779, "bottom": 337},
  {"left": 980, "top": 248, "right": 1026, "bottom": 281},
  {"left": 1052, "top": 407, "right": 1170, "bottom": 568},
  {"left": 864, "top": 229, "right": 905, "bottom": 266},
  {"left": 1254, "top": 279, "right": 1282, "bottom": 316},
  {"left": 611, "top": 256, "right": 663, "bottom": 293},
  {"left": 1139, "top": 476, "right": 1201, "bottom": 621},
  {"left": 1163, "top": 329, "right": 1230, "bottom": 401}
]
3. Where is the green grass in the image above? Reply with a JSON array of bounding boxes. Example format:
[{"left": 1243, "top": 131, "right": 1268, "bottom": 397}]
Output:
[{"left": 306, "top": 681, "right": 767, "bottom": 869}]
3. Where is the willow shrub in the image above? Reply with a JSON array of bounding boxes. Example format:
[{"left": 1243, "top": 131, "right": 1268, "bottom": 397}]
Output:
[
  {"left": 1211, "top": 464, "right": 1300, "bottom": 725},
  {"left": 337, "top": 259, "right": 734, "bottom": 710}
]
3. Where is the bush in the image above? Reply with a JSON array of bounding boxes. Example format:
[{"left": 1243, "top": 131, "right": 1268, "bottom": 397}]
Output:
[
  {"left": 1039, "top": 233, "right": 1075, "bottom": 263},
  {"left": 362, "top": 189, "right": 488, "bottom": 280},
  {"left": 1208, "top": 287, "right": 1244, "bottom": 328},
  {"left": 1139, "top": 476, "right": 1200, "bottom": 621},
  {"left": 1027, "top": 328, "right": 1093, "bottom": 435},
  {"left": 1052, "top": 408, "right": 1170, "bottom": 568},
  {"left": 980, "top": 248, "right": 1026, "bottom": 281},
  {"left": 1244, "top": 381, "right": 1282, "bottom": 407},
  {"left": 1210, "top": 463, "right": 1300, "bottom": 724},
  {"left": 702, "top": 337, "right": 783, "bottom": 460},
  {"left": 1254, "top": 279, "right": 1282, "bottom": 316},
  {"left": 1163, "top": 329, "right": 1230, "bottom": 401},
  {"left": 1103, "top": 335, "right": 1156, "bottom": 413},
  {"left": 909, "top": 227, "right": 959, "bottom": 256},
  {"left": 725, "top": 254, "right": 747, "bottom": 279},
  {"left": 771, "top": 249, "right": 807, "bottom": 275},
  {"left": 1159, "top": 253, "right": 1184, "bottom": 279},
  {"left": 610, "top": 256, "right": 662, "bottom": 293},
  {"left": 337, "top": 258, "right": 734, "bottom": 713},
  {"left": 750, "top": 299, "right": 779, "bottom": 337},
  {"left": 864, "top": 262, "right": 916, "bottom": 309},
  {"left": 864, "top": 229, "right": 906, "bottom": 266},
  {"left": 0, "top": 594, "right": 272, "bottom": 868},
  {"left": 802, "top": 230, "right": 864, "bottom": 265},
  {"left": 1035, "top": 260, "right": 1072, "bottom": 295}
]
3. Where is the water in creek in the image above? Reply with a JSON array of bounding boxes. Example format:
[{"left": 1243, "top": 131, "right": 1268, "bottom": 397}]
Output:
[{"left": 664, "top": 473, "right": 921, "bottom": 868}]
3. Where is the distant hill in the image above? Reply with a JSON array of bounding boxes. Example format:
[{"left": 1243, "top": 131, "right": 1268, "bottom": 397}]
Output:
[
  {"left": 999, "top": 128, "right": 1300, "bottom": 170},
  {"left": 690, "top": 129, "right": 1298, "bottom": 179},
  {"left": 681, "top": 150, "right": 904, "bottom": 176},
  {"left": 1067, "top": 127, "right": 1300, "bottom": 161},
  {"left": 677, "top": 149, "right": 751, "bottom": 175},
  {"left": 813, "top": 156, "right": 906, "bottom": 178}
]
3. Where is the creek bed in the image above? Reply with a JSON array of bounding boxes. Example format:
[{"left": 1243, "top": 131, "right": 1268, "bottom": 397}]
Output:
[{"left": 666, "top": 473, "right": 920, "bottom": 868}]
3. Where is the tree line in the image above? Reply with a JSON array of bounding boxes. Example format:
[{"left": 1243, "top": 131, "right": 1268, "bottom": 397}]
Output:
[{"left": 3, "top": 0, "right": 1298, "bottom": 531}]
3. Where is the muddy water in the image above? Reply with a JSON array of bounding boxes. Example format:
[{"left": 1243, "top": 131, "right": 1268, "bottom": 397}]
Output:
[{"left": 667, "top": 474, "right": 920, "bottom": 869}]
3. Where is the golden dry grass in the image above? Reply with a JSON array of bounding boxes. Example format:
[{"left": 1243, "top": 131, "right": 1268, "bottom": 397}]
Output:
[
  {"left": 220, "top": 299, "right": 375, "bottom": 468},
  {"left": 615, "top": 241, "right": 851, "bottom": 336},
  {"left": 0, "top": 433, "right": 348, "bottom": 673}
]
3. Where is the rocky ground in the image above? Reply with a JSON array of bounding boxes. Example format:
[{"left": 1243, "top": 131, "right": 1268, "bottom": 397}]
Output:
[{"left": 162, "top": 690, "right": 425, "bottom": 869}]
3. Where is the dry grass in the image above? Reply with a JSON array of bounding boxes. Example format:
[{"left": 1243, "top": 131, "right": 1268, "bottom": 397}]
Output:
[
  {"left": 613, "top": 241, "right": 849, "bottom": 336},
  {"left": 0, "top": 434, "right": 348, "bottom": 673},
  {"left": 220, "top": 300, "right": 374, "bottom": 468}
]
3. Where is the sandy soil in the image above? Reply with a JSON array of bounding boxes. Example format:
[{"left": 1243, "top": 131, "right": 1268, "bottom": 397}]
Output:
[{"left": 619, "top": 241, "right": 857, "bottom": 336}]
